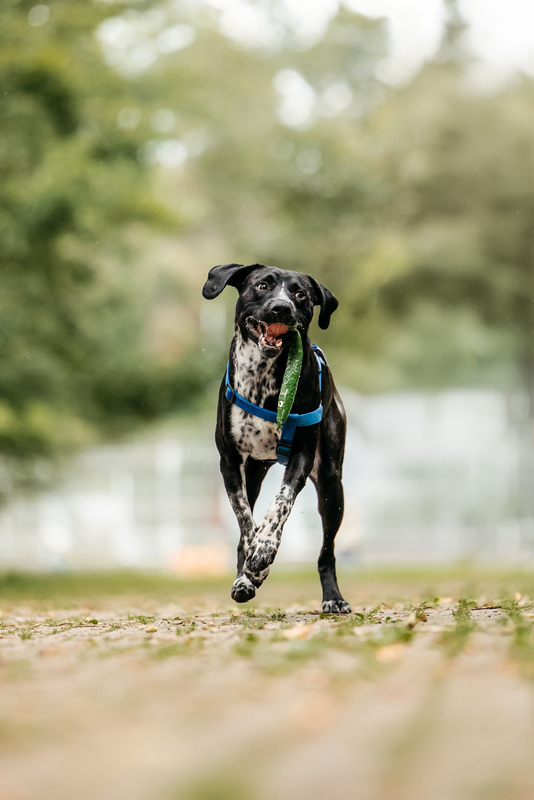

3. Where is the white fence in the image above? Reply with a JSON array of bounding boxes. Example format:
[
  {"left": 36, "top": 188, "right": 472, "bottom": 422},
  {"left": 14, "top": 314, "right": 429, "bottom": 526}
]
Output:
[{"left": 0, "top": 388, "right": 532, "bottom": 572}]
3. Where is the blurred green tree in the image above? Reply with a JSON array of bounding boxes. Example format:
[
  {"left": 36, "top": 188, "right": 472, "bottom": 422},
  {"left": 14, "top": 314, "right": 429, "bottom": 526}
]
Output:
[
  {"left": 0, "top": 0, "right": 204, "bottom": 496},
  {"left": 366, "top": 11, "right": 534, "bottom": 402},
  {"left": 147, "top": 0, "right": 525, "bottom": 396},
  {"left": 141, "top": 3, "right": 391, "bottom": 381},
  {"left": 2, "top": 0, "right": 533, "bottom": 501}
]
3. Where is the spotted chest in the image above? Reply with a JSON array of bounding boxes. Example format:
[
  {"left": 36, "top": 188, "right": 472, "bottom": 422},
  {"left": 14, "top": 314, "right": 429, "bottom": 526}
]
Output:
[{"left": 230, "top": 333, "right": 281, "bottom": 460}]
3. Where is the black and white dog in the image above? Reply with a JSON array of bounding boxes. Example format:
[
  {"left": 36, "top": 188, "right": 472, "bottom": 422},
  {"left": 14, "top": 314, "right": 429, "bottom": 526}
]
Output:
[{"left": 202, "top": 263, "right": 351, "bottom": 614}]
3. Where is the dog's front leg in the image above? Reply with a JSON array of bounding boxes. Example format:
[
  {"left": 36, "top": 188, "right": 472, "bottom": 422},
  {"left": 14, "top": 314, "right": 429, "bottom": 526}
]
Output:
[
  {"left": 219, "top": 452, "right": 264, "bottom": 602},
  {"left": 244, "top": 483, "right": 296, "bottom": 578},
  {"left": 245, "top": 446, "right": 314, "bottom": 578}
]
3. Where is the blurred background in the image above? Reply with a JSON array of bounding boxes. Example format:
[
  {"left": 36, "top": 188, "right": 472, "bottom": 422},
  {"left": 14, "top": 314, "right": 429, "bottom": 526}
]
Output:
[{"left": 1, "top": 0, "right": 533, "bottom": 572}]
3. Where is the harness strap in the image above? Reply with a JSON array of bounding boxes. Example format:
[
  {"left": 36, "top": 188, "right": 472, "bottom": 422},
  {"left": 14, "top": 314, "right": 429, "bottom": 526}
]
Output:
[{"left": 225, "top": 346, "right": 324, "bottom": 466}]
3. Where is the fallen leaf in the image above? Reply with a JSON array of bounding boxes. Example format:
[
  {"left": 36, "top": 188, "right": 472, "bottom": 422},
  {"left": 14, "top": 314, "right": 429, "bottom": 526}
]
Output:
[
  {"left": 145, "top": 626, "right": 158, "bottom": 633},
  {"left": 406, "top": 612, "right": 418, "bottom": 629},
  {"left": 376, "top": 643, "right": 405, "bottom": 663},
  {"left": 288, "top": 693, "right": 335, "bottom": 733},
  {"left": 282, "top": 624, "right": 312, "bottom": 640}
]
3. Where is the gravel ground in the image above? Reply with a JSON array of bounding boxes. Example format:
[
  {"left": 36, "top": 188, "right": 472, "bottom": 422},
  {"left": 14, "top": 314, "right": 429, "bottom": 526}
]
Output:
[{"left": 1, "top": 570, "right": 534, "bottom": 800}]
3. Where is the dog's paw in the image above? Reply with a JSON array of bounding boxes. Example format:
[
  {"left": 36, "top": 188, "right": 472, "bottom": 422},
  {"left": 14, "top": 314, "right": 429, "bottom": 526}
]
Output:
[
  {"left": 246, "top": 542, "right": 277, "bottom": 576},
  {"left": 322, "top": 599, "right": 352, "bottom": 615},
  {"left": 231, "top": 575, "right": 256, "bottom": 603}
]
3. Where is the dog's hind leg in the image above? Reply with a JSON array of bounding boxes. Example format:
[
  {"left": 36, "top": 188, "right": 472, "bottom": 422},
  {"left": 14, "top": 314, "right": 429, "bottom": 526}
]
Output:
[
  {"left": 314, "top": 470, "right": 351, "bottom": 614},
  {"left": 245, "top": 458, "right": 272, "bottom": 513},
  {"left": 312, "top": 397, "right": 351, "bottom": 614}
]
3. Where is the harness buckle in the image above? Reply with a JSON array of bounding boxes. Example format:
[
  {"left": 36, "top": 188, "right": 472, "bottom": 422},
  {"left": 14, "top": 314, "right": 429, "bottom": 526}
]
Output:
[
  {"left": 276, "top": 441, "right": 292, "bottom": 465},
  {"left": 225, "top": 385, "right": 235, "bottom": 404}
]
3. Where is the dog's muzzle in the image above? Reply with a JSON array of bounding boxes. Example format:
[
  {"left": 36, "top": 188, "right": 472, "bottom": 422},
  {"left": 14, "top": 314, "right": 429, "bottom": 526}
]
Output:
[{"left": 245, "top": 317, "right": 293, "bottom": 353}]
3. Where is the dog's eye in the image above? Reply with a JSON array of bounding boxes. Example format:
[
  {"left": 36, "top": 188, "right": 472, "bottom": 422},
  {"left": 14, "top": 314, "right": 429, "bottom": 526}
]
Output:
[
  {"left": 257, "top": 282, "right": 268, "bottom": 291},
  {"left": 294, "top": 290, "right": 306, "bottom": 300}
]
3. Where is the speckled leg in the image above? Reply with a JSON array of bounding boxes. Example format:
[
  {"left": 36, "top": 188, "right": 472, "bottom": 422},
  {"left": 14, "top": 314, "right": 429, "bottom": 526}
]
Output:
[
  {"left": 245, "top": 484, "right": 296, "bottom": 576},
  {"left": 218, "top": 454, "right": 258, "bottom": 603}
]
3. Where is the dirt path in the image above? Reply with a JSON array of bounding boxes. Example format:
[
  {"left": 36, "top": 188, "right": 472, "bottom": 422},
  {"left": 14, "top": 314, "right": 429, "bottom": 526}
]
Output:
[{"left": 0, "top": 572, "right": 533, "bottom": 800}]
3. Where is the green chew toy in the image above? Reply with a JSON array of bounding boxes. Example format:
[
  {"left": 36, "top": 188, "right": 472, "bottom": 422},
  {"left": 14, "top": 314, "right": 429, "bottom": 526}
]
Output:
[{"left": 277, "top": 328, "right": 303, "bottom": 430}]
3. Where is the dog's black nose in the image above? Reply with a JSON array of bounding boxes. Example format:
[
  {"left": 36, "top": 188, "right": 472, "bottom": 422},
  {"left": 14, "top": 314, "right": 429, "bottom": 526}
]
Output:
[{"left": 268, "top": 300, "right": 295, "bottom": 319}]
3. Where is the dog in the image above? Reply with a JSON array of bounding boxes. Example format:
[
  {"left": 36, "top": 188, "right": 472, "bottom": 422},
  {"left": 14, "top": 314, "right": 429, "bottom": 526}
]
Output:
[{"left": 202, "top": 263, "right": 351, "bottom": 614}]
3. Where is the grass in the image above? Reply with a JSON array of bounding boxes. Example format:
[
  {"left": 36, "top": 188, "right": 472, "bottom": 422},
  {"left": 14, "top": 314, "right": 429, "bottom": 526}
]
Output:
[
  {"left": 3, "top": 566, "right": 534, "bottom": 800},
  {"left": 1, "top": 571, "right": 534, "bottom": 773},
  {"left": 0, "top": 563, "right": 532, "bottom": 608},
  {"left": 499, "top": 595, "right": 534, "bottom": 676},
  {"left": 439, "top": 597, "right": 477, "bottom": 657},
  {"left": 3, "top": 565, "right": 534, "bottom": 676}
]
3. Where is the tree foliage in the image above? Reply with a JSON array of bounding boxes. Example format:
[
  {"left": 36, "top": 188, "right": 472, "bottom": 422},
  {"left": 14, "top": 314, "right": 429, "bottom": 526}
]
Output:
[
  {"left": 369, "top": 62, "right": 534, "bottom": 395},
  {"left": 2, "top": 0, "right": 533, "bottom": 492},
  {"left": 0, "top": 0, "right": 203, "bottom": 493}
]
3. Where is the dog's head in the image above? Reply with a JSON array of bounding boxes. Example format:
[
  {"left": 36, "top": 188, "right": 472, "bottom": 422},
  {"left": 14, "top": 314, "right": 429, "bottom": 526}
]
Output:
[{"left": 202, "top": 263, "right": 338, "bottom": 356}]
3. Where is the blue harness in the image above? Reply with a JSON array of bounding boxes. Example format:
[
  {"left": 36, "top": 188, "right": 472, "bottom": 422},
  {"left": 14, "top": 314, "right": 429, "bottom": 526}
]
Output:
[{"left": 225, "top": 346, "right": 324, "bottom": 466}]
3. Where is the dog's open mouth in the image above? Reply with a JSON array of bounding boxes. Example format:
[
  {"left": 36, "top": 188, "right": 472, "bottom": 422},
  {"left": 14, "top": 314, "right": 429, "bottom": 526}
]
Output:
[{"left": 246, "top": 318, "right": 289, "bottom": 350}]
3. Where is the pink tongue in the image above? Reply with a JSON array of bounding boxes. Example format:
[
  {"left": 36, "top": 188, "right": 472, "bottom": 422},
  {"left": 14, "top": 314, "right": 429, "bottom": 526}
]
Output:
[{"left": 265, "top": 323, "right": 288, "bottom": 344}]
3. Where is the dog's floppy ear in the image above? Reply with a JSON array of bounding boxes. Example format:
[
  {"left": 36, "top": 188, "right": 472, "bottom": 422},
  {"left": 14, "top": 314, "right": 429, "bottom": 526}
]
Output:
[
  {"left": 202, "top": 263, "right": 258, "bottom": 299},
  {"left": 309, "top": 277, "right": 339, "bottom": 329}
]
